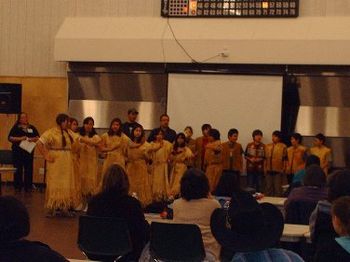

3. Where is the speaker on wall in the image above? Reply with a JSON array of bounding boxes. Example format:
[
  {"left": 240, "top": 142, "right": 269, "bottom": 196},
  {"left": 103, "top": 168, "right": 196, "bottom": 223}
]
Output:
[{"left": 0, "top": 83, "right": 22, "bottom": 114}]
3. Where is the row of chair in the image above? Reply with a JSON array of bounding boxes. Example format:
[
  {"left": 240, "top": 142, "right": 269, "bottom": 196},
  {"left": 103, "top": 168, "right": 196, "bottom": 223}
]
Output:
[{"left": 78, "top": 215, "right": 205, "bottom": 261}]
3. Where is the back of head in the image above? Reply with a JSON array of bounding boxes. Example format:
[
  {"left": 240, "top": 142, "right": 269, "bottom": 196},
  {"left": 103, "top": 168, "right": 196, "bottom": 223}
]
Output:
[
  {"left": 214, "top": 173, "right": 241, "bottom": 197},
  {"left": 328, "top": 170, "right": 350, "bottom": 202},
  {"left": 101, "top": 164, "right": 129, "bottom": 196},
  {"left": 0, "top": 196, "right": 30, "bottom": 243},
  {"left": 303, "top": 164, "right": 326, "bottom": 187},
  {"left": 332, "top": 196, "right": 350, "bottom": 235},
  {"left": 180, "top": 168, "right": 209, "bottom": 201},
  {"left": 305, "top": 154, "right": 320, "bottom": 167},
  {"left": 208, "top": 129, "right": 220, "bottom": 141}
]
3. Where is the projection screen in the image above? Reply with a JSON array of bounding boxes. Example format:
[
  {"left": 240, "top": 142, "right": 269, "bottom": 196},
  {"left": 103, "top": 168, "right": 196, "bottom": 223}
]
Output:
[{"left": 167, "top": 74, "right": 283, "bottom": 149}]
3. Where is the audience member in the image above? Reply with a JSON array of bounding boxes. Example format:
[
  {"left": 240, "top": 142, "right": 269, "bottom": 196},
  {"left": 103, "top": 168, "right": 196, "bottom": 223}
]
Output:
[
  {"left": 292, "top": 154, "right": 321, "bottom": 188},
  {"left": 314, "top": 196, "right": 350, "bottom": 261},
  {"left": 87, "top": 164, "right": 150, "bottom": 261},
  {"left": 309, "top": 169, "right": 350, "bottom": 250},
  {"left": 0, "top": 196, "right": 68, "bottom": 262},
  {"left": 211, "top": 191, "right": 303, "bottom": 262},
  {"left": 173, "top": 168, "right": 221, "bottom": 260},
  {"left": 285, "top": 165, "right": 328, "bottom": 224}
]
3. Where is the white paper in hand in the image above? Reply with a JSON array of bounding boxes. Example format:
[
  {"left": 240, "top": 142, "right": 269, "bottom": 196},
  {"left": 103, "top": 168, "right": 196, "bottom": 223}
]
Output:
[{"left": 19, "top": 140, "right": 36, "bottom": 153}]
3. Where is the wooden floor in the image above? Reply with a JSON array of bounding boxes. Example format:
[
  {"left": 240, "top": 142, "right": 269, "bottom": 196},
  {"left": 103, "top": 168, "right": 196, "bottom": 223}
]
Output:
[{"left": 0, "top": 185, "right": 85, "bottom": 260}]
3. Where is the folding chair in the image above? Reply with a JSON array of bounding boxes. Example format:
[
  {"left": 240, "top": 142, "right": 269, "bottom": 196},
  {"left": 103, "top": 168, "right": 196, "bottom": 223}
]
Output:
[
  {"left": 150, "top": 222, "right": 205, "bottom": 262},
  {"left": 0, "top": 150, "right": 14, "bottom": 194},
  {"left": 78, "top": 215, "right": 132, "bottom": 261}
]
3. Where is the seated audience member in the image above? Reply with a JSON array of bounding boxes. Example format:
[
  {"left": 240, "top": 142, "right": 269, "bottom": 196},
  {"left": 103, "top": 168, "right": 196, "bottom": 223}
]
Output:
[
  {"left": 292, "top": 155, "right": 321, "bottom": 188},
  {"left": 309, "top": 170, "right": 350, "bottom": 250},
  {"left": 213, "top": 169, "right": 241, "bottom": 207},
  {"left": 314, "top": 196, "right": 350, "bottom": 262},
  {"left": 211, "top": 191, "right": 303, "bottom": 262},
  {"left": 173, "top": 168, "right": 221, "bottom": 260},
  {"left": 87, "top": 164, "right": 150, "bottom": 261},
  {"left": 0, "top": 196, "right": 67, "bottom": 262},
  {"left": 284, "top": 165, "right": 328, "bottom": 224}
]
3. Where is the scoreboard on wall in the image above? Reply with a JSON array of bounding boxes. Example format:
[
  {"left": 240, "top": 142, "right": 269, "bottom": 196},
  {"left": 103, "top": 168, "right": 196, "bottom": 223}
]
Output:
[{"left": 161, "top": 0, "right": 299, "bottom": 18}]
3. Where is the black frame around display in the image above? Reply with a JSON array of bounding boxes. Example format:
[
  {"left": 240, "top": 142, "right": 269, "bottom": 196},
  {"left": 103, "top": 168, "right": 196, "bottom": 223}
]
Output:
[{"left": 161, "top": 0, "right": 299, "bottom": 18}]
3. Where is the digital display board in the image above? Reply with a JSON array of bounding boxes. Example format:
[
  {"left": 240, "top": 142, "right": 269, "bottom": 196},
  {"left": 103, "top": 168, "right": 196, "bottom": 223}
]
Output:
[{"left": 161, "top": 0, "right": 299, "bottom": 18}]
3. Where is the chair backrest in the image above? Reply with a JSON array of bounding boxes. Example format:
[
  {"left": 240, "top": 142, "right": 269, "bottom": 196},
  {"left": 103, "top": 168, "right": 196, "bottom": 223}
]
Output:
[
  {"left": 0, "top": 150, "right": 13, "bottom": 165},
  {"left": 78, "top": 215, "right": 132, "bottom": 260},
  {"left": 285, "top": 200, "right": 318, "bottom": 225},
  {"left": 150, "top": 222, "right": 205, "bottom": 262}
]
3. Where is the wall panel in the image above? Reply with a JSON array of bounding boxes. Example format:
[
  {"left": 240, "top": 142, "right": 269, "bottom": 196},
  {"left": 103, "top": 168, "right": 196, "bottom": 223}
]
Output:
[
  {"left": 1, "top": 0, "right": 350, "bottom": 77},
  {"left": 0, "top": 76, "right": 68, "bottom": 183}
]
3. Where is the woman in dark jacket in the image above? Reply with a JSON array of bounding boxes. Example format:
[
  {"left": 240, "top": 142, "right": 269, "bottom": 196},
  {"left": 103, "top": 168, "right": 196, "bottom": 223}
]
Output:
[
  {"left": 87, "top": 164, "right": 150, "bottom": 261},
  {"left": 8, "top": 112, "right": 39, "bottom": 192}
]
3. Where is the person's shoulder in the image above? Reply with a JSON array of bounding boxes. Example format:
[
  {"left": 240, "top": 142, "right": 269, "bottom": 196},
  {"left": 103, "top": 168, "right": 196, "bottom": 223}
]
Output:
[
  {"left": 299, "top": 145, "right": 307, "bottom": 151},
  {"left": 221, "top": 141, "right": 229, "bottom": 147},
  {"left": 11, "top": 240, "right": 67, "bottom": 262},
  {"left": 265, "top": 142, "right": 273, "bottom": 148},
  {"left": 88, "top": 192, "right": 106, "bottom": 206},
  {"left": 164, "top": 140, "right": 173, "bottom": 147},
  {"left": 199, "top": 197, "right": 221, "bottom": 208},
  {"left": 100, "top": 132, "right": 109, "bottom": 138},
  {"left": 323, "top": 145, "right": 331, "bottom": 153},
  {"left": 117, "top": 195, "right": 143, "bottom": 210},
  {"left": 277, "top": 142, "right": 287, "bottom": 148},
  {"left": 314, "top": 239, "right": 350, "bottom": 261},
  {"left": 235, "top": 142, "right": 242, "bottom": 147},
  {"left": 246, "top": 141, "right": 254, "bottom": 146},
  {"left": 275, "top": 248, "right": 304, "bottom": 261},
  {"left": 121, "top": 133, "right": 130, "bottom": 141}
]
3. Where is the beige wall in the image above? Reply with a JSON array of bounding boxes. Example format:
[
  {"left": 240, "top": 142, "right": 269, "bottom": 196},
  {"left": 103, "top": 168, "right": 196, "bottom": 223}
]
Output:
[
  {"left": 0, "top": 76, "right": 68, "bottom": 183},
  {"left": 0, "top": 0, "right": 350, "bottom": 77}
]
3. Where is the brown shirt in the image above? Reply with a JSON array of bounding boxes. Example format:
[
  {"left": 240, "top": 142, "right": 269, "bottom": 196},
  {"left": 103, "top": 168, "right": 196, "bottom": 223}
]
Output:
[
  {"left": 309, "top": 145, "right": 332, "bottom": 175},
  {"left": 195, "top": 136, "right": 209, "bottom": 170},
  {"left": 264, "top": 142, "right": 287, "bottom": 173},
  {"left": 204, "top": 140, "right": 222, "bottom": 166},
  {"left": 245, "top": 142, "right": 265, "bottom": 173},
  {"left": 221, "top": 141, "right": 244, "bottom": 172},
  {"left": 287, "top": 145, "right": 307, "bottom": 174}
]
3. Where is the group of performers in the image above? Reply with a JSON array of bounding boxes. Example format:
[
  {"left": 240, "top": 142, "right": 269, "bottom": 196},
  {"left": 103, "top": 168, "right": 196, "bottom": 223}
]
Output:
[{"left": 7, "top": 109, "right": 332, "bottom": 216}]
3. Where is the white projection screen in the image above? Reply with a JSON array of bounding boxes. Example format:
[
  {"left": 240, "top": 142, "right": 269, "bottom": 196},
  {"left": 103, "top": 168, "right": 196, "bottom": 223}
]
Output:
[{"left": 167, "top": 74, "right": 283, "bottom": 149}]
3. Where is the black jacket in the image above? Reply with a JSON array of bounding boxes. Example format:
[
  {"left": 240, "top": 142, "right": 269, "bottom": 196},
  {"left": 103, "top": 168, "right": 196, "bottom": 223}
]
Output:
[
  {"left": 314, "top": 238, "right": 350, "bottom": 262},
  {"left": 0, "top": 240, "right": 68, "bottom": 262},
  {"left": 87, "top": 192, "right": 150, "bottom": 261}
]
